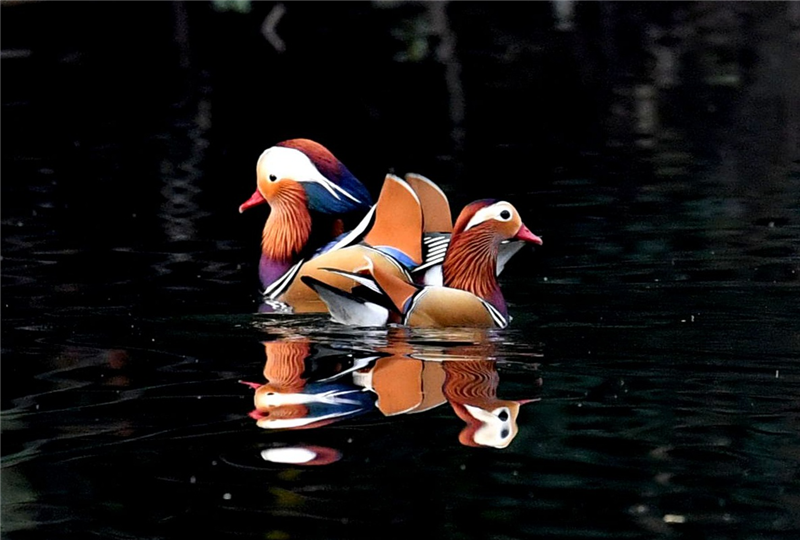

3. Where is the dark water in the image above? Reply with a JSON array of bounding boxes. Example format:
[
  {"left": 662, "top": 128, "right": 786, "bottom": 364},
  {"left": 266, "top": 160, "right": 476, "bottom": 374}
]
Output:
[{"left": 2, "top": 2, "right": 800, "bottom": 539}]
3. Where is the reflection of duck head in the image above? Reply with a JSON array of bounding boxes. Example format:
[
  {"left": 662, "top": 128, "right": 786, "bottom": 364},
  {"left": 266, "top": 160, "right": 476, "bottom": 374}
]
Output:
[
  {"left": 443, "top": 360, "right": 539, "bottom": 448},
  {"left": 246, "top": 337, "right": 375, "bottom": 431},
  {"left": 250, "top": 384, "right": 374, "bottom": 431},
  {"left": 260, "top": 339, "right": 310, "bottom": 394}
]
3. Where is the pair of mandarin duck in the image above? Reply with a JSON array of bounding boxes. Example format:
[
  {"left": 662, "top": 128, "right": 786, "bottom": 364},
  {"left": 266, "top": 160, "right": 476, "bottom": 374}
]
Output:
[{"left": 239, "top": 138, "right": 543, "bottom": 328}]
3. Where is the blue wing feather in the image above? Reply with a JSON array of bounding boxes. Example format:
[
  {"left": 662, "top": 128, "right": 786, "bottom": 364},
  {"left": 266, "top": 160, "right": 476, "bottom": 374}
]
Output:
[{"left": 304, "top": 177, "right": 372, "bottom": 215}]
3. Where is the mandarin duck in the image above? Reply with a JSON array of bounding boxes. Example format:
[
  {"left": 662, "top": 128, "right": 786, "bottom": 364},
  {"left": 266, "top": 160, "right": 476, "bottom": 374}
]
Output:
[
  {"left": 302, "top": 200, "right": 543, "bottom": 328},
  {"left": 240, "top": 140, "right": 454, "bottom": 312},
  {"left": 238, "top": 138, "right": 373, "bottom": 309},
  {"left": 276, "top": 172, "right": 452, "bottom": 309}
]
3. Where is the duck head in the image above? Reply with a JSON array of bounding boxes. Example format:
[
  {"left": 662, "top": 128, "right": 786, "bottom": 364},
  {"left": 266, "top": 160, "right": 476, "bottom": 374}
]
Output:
[
  {"left": 239, "top": 139, "right": 373, "bottom": 288},
  {"left": 239, "top": 139, "right": 372, "bottom": 216},
  {"left": 443, "top": 200, "right": 542, "bottom": 314},
  {"left": 442, "top": 359, "right": 540, "bottom": 448},
  {"left": 452, "top": 199, "right": 542, "bottom": 247}
]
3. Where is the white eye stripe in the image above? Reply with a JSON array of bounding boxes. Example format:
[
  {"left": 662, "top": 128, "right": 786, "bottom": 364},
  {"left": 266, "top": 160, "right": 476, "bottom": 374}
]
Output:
[
  {"left": 257, "top": 147, "right": 362, "bottom": 203},
  {"left": 463, "top": 202, "right": 516, "bottom": 231}
]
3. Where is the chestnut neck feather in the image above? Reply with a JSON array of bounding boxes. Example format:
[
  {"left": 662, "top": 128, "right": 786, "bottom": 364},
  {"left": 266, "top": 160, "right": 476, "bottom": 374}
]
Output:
[
  {"left": 261, "top": 183, "right": 312, "bottom": 262},
  {"left": 442, "top": 227, "right": 506, "bottom": 314},
  {"left": 443, "top": 360, "right": 499, "bottom": 403}
]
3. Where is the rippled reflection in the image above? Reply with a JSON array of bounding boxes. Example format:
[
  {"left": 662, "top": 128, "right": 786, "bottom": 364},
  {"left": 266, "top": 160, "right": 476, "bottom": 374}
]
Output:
[{"left": 243, "top": 328, "right": 541, "bottom": 457}]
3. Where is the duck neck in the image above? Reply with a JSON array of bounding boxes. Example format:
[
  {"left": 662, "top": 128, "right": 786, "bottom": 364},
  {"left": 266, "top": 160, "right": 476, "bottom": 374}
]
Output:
[
  {"left": 259, "top": 183, "right": 312, "bottom": 288},
  {"left": 442, "top": 230, "right": 507, "bottom": 316}
]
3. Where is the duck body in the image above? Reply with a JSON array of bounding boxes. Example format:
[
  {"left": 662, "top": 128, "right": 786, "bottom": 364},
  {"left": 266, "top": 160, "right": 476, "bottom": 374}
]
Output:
[
  {"left": 303, "top": 199, "right": 543, "bottom": 328},
  {"left": 402, "top": 286, "right": 508, "bottom": 328}
]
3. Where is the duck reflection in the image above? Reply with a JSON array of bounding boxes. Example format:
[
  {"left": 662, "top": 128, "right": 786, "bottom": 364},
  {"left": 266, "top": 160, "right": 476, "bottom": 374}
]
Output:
[
  {"left": 243, "top": 338, "right": 377, "bottom": 430},
  {"left": 243, "top": 329, "right": 541, "bottom": 453}
]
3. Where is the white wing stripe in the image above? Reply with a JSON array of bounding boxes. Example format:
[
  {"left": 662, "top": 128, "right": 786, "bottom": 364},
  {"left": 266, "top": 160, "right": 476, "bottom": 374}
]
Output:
[
  {"left": 481, "top": 300, "right": 508, "bottom": 328},
  {"left": 263, "top": 260, "right": 304, "bottom": 299},
  {"left": 325, "top": 205, "right": 376, "bottom": 253}
]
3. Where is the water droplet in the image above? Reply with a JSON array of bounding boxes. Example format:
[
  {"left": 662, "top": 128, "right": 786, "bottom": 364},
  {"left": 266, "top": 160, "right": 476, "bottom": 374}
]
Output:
[
  {"left": 663, "top": 514, "right": 686, "bottom": 524},
  {"left": 632, "top": 504, "right": 648, "bottom": 514},
  {"left": 189, "top": 476, "right": 196, "bottom": 484},
  {"left": 222, "top": 493, "right": 232, "bottom": 500}
]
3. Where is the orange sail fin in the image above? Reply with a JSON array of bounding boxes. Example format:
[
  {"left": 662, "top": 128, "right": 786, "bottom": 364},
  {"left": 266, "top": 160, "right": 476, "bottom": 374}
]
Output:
[
  {"left": 405, "top": 173, "right": 453, "bottom": 234},
  {"left": 363, "top": 175, "right": 423, "bottom": 266}
]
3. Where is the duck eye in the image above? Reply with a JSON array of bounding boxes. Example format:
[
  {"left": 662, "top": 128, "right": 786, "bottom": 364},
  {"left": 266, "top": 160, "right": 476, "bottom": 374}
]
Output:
[
  {"left": 499, "top": 210, "right": 511, "bottom": 221},
  {"left": 269, "top": 174, "right": 277, "bottom": 182}
]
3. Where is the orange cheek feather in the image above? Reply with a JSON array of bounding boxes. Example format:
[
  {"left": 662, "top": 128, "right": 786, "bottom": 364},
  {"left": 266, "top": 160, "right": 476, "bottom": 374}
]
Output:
[{"left": 260, "top": 181, "right": 313, "bottom": 261}]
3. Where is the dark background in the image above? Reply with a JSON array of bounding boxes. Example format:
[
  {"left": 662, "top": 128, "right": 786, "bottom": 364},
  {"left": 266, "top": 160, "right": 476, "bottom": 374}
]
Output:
[{"left": 4, "top": 1, "right": 798, "bottom": 259}]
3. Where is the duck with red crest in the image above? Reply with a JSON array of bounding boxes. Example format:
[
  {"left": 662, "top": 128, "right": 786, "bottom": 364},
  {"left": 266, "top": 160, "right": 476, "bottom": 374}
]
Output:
[
  {"left": 239, "top": 139, "right": 373, "bottom": 310},
  {"left": 302, "top": 199, "right": 543, "bottom": 328}
]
